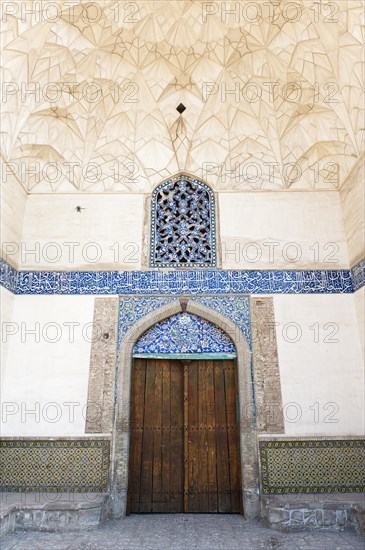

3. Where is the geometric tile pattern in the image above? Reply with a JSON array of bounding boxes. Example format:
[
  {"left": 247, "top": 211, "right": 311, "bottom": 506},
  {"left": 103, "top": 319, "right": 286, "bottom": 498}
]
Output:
[
  {"left": 0, "top": 258, "right": 357, "bottom": 295},
  {"left": 260, "top": 440, "right": 365, "bottom": 494},
  {"left": 150, "top": 175, "right": 216, "bottom": 268},
  {"left": 0, "top": 440, "right": 110, "bottom": 492},
  {"left": 351, "top": 257, "right": 365, "bottom": 292},
  {"left": 133, "top": 313, "right": 235, "bottom": 355}
]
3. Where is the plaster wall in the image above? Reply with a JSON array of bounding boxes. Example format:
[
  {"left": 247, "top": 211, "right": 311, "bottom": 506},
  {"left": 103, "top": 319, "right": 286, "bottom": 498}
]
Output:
[
  {"left": 1, "top": 294, "right": 95, "bottom": 436},
  {"left": 273, "top": 294, "right": 364, "bottom": 436},
  {"left": 340, "top": 158, "right": 365, "bottom": 266},
  {"left": 18, "top": 194, "right": 144, "bottom": 271},
  {"left": 14, "top": 190, "right": 350, "bottom": 271},
  {"left": 219, "top": 191, "right": 349, "bottom": 270},
  {"left": 354, "top": 287, "right": 365, "bottom": 360},
  {"left": 0, "top": 175, "right": 27, "bottom": 268},
  {"left": 1, "top": 286, "right": 15, "bottom": 380},
  {"left": 2, "top": 291, "right": 363, "bottom": 439}
]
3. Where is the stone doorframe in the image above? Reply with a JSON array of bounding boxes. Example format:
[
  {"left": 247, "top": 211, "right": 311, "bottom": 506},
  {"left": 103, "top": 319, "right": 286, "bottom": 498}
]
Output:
[{"left": 108, "top": 298, "right": 260, "bottom": 520}]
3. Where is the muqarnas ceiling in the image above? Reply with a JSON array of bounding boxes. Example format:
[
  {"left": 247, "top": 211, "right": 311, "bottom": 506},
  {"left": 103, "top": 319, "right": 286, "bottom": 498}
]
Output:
[{"left": 1, "top": 0, "right": 364, "bottom": 193}]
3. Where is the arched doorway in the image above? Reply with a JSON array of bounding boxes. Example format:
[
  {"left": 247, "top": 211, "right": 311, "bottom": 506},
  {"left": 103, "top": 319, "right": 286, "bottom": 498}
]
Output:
[
  {"left": 127, "top": 313, "right": 242, "bottom": 513},
  {"left": 110, "top": 300, "right": 258, "bottom": 520}
]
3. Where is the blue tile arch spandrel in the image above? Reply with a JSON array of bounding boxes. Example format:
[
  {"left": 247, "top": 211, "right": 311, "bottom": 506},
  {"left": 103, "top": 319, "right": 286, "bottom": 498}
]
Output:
[
  {"left": 118, "top": 296, "right": 251, "bottom": 351},
  {"left": 133, "top": 313, "right": 236, "bottom": 355}
]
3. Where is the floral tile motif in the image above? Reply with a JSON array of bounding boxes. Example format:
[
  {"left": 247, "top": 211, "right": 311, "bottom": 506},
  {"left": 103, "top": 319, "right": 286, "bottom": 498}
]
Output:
[
  {"left": 0, "top": 440, "right": 110, "bottom": 492},
  {"left": 260, "top": 440, "right": 365, "bottom": 494},
  {"left": 133, "top": 312, "right": 235, "bottom": 355}
]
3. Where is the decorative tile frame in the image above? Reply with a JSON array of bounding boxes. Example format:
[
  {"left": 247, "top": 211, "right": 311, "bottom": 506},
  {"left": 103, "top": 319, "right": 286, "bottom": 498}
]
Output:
[
  {"left": 259, "top": 439, "right": 365, "bottom": 494},
  {"left": 0, "top": 439, "right": 110, "bottom": 492},
  {"left": 0, "top": 258, "right": 358, "bottom": 295}
]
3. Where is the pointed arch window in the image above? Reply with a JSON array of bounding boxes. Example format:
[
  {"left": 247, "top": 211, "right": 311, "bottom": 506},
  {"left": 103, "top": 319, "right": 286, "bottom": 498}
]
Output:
[{"left": 150, "top": 175, "right": 216, "bottom": 268}]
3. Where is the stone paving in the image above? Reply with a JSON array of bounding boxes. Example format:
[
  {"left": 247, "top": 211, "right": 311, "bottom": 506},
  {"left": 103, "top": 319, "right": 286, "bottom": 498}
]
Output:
[{"left": 1, "top": 515, "right": 364, "bottom": 550}]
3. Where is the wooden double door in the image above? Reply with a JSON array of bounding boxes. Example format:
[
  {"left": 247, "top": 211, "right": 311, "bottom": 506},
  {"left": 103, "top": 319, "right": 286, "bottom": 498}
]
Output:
[{"left": 127, "top": 358, "right": 242, "bottom": 514}]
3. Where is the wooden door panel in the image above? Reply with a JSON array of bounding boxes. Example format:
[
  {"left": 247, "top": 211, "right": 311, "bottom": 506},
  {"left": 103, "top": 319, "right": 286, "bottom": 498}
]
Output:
[
  {"left": 128, "top": 359, "right": 184, "bottom": 513},
  {"left": 168, "top": 361, "right": 184, "bottom": 512},
  {"left": 138, "top": 361, "right": 155, "bottom": 512},
  {"left": 184, "top": 360, "right": 241, "bottom": 513},
  {"left": 215, "top": 360, "right": 231, "bottom": 513},
  {"left": 205, "top": 362, "right": 218, "bottom": 513},
  {"left": 223, "top": 361, "right": 242, "bottom": 513},
  {"left": 128, "top": 358, "right": 241, "bottom": 514}
]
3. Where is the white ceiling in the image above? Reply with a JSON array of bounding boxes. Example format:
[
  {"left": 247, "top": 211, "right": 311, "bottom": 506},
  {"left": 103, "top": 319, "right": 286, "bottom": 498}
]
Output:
[{"left": 1, "top": 0, "right": 364, "bottom": 193}]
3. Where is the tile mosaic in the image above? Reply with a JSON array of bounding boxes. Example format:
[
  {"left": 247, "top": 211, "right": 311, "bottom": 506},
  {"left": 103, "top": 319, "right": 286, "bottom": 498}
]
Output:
[
  {"left": 259, "top": 440, "right": 365, "bottom": 494},
  {"left": 133, "top": 312, "right": 236, "bottom": 354},
  {"left": 0, "top": 258, "right": 357, "bottom": 295},
  {"left": 118, "top": 296, "right": 177, "bottom": 348},
  {"left": 0, "top": 440, "right": 110, "bottom": 492},
  {"left": 190, "top": 295, "right": 251, "bottom": 347}
]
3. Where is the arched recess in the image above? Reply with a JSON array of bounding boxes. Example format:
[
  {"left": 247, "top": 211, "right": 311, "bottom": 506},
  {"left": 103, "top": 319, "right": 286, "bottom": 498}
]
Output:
[{"left": 109, "top": 299, "right": 259, "bottom": 520}]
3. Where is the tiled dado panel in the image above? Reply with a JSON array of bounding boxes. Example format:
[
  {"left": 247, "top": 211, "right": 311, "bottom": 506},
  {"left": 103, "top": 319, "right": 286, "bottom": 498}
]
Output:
[
  {"left": 259, "top": 440, "right": 365, "bottom": 494},
  {"left": 0, "top": 440, "right": 110, "bottom": 492},
  {"left": 0, "top": 258, "right": 359, "bottom": 295}
]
